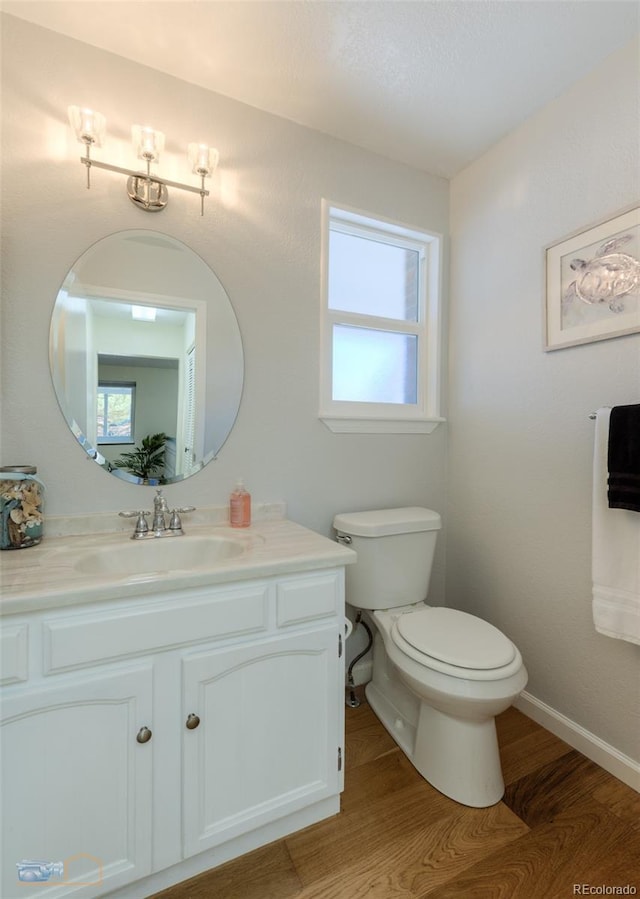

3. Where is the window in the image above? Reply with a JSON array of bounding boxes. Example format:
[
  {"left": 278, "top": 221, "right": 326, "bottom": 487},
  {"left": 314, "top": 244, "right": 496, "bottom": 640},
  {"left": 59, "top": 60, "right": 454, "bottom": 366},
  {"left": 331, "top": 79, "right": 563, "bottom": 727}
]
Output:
[
  {"left": 320, "top": 203, "right": 443, "bottom": 433},
  {"left": 97, "top": 382, "right": 135, "bottom": 444}
]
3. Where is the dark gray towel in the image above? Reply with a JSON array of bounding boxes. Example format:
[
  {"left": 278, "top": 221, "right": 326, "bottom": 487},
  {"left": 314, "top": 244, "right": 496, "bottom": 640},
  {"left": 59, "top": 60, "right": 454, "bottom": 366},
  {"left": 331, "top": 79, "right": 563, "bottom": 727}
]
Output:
[{"left": 608, "top": 403, "right": 640, "bottom": 513}]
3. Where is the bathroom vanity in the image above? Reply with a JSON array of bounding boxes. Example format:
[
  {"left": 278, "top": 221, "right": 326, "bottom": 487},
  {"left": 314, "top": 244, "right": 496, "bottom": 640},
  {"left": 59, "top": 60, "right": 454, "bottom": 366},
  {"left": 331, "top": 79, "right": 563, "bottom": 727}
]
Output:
[{"left": 0, "top": 516, "right": 355, "bottom": 898}]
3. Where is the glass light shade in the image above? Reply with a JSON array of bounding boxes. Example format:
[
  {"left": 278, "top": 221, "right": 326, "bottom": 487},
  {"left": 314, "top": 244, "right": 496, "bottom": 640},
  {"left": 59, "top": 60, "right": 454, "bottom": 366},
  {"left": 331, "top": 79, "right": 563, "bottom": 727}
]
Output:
[
  {"left": 132, "top": 125, "right": 165, "bottom": 162},
  {"left": 188, "top": 143, "right": 219, "bottom": 177},
  {"left": 68, "top": 106, "right": 106, "bottom": 147}
]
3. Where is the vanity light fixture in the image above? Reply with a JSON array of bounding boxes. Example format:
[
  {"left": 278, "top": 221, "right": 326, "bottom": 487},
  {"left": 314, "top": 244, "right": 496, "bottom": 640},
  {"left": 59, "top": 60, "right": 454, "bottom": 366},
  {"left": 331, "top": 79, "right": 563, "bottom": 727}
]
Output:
[{"left": 68, "top": 106, "right": 218, "bottom": 215}]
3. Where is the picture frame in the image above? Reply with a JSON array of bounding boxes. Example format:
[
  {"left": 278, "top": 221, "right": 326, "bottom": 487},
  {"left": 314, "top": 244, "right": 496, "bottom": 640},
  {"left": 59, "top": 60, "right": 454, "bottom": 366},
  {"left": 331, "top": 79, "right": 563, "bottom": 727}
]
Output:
[{"left": 543, "top": 204, "right": 640, "bottom": 351}]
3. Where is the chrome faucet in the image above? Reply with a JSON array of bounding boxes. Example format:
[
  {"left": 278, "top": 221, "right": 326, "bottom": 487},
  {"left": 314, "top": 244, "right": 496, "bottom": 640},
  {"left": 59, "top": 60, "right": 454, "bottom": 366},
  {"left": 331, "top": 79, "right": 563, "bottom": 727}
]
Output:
[{"left": 119, "top": 490, "right": 196, "bottom": 540}]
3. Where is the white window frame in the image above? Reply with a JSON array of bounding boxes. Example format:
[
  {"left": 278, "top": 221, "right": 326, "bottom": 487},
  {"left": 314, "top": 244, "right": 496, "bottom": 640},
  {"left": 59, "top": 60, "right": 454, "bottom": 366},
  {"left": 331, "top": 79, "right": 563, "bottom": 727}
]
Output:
[
  {"left": 319, "top": 201, "right": 444, "bottom": 434},
  {"left": 96, "top": 381, "right": 136, "bottom": 445}
]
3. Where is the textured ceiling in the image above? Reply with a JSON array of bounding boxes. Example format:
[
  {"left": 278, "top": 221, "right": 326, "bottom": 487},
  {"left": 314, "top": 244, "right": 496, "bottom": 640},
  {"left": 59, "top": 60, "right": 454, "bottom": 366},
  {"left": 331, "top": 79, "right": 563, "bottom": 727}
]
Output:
[{"left": 2, "top": 0, "right": 638, "bottom": 177}]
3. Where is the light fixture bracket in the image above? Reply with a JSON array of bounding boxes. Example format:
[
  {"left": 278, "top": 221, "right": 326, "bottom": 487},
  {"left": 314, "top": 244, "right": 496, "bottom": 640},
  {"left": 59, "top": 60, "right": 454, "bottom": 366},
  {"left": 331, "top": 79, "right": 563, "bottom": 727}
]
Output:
[
  {"left": 79, "top": 157, "right": 209, "bottom": 214},
  {"left": 127, "top": 175, "right": 169, "bottom": 212}
]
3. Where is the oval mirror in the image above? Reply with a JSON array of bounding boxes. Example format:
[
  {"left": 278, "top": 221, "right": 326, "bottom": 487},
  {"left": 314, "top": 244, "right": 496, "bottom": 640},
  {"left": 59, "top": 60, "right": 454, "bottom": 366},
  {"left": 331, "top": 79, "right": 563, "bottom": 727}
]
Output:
[{"left": 49, "top": 230, "right": 243, "bottom": 484}]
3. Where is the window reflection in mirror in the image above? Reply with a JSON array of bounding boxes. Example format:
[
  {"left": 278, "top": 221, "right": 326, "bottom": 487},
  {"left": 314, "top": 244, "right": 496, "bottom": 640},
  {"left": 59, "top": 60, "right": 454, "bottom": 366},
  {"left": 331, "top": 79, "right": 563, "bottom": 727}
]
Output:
[{"left": 97, "top": 379, "right": 136, "bottom": 445}]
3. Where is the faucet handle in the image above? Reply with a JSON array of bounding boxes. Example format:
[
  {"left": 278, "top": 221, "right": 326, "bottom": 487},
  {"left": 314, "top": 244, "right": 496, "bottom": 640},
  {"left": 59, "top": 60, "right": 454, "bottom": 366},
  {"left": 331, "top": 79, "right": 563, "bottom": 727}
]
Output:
[
  {"left": 168, "top": 506, "right": 195, "bottom": 532},
  {"left": 119, "top": 510, "right": 150, "bottom": 537}
]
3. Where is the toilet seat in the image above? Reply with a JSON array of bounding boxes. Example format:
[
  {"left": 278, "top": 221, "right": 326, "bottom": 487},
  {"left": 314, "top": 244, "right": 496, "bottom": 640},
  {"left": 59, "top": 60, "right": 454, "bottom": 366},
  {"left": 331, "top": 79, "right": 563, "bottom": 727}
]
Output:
[
  {"left": 398, "top": 607, "right": 515, "bottom": 668},
  {"left": 388, "top": 607, "right": 523, "bottom": 681}
]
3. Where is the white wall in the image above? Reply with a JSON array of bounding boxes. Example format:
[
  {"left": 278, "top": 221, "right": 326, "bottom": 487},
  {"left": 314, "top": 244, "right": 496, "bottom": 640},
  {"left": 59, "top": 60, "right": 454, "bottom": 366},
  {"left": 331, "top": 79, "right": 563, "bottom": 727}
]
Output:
[
  {"left": 448, "top": 38, "right": 639, "bottom": 761},
  {"left": 0, "top": 15, "right": 449, "bottom": 602}
]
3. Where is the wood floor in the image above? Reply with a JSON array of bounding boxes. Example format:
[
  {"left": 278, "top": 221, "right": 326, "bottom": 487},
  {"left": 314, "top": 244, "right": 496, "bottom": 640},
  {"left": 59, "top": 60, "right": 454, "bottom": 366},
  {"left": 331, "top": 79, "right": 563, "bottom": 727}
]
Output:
[{"left": 153, "top": 695, "right": 640, "bottom": 899}]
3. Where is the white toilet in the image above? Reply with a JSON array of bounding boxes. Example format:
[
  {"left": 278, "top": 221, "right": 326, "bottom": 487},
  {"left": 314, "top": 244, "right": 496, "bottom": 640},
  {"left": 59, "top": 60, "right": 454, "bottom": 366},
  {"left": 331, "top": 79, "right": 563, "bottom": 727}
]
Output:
[{"left": 334, "top": 507, "right": 528, "bottom": 808}]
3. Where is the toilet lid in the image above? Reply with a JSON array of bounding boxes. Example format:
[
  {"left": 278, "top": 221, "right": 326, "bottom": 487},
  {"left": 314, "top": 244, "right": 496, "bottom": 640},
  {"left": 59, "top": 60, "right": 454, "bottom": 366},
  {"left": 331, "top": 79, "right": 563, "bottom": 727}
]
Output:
[{"left": 395, "top": 607, "right": 516, "bottom": 670}]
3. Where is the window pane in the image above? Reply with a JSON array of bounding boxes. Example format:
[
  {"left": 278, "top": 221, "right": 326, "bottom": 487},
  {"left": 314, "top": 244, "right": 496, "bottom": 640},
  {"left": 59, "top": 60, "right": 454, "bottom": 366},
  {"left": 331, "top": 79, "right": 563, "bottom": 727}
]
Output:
[
  {"left": 97, "top": 383, "right": 135, "bottom": 443},
  {"left": 328, "top": 229, "right": 419, "bottom": 321},
  {"left": 332, "top": 325, "right": 418, "bottom": 404}
]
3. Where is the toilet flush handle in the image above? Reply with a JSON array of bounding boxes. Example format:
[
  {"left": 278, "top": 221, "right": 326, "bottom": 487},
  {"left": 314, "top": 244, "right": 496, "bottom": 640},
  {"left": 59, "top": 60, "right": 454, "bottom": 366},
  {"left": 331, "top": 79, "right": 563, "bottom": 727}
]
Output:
[{"left": 336, "top": 534, "right": 352, "bottom": 545}]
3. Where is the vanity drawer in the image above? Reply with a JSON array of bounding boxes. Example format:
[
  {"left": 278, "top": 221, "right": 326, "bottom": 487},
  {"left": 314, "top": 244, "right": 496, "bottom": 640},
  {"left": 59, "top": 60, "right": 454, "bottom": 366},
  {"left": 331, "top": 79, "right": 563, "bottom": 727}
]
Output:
[
  {"left": 0, "top": 624, "right": 28, "bottom": 685},
  {"left": 276, "top": 570, "right": 342, "bottom": 627},
  {"left": 44, "top": 584, "right": 270, "bottom": 673}
]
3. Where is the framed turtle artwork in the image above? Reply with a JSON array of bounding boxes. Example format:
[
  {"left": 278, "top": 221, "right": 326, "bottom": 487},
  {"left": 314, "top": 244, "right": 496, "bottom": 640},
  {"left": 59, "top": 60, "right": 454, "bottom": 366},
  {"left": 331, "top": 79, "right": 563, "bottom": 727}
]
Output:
[{"left": 544, "top": 203, "right": 640, "bottom": 350}]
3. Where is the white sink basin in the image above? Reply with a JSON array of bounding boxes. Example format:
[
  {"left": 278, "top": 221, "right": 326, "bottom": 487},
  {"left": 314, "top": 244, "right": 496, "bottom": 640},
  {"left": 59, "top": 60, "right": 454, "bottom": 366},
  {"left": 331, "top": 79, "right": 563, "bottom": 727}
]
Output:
[{"left": 73, "top": 535, "right": 247, "bottom": 578}]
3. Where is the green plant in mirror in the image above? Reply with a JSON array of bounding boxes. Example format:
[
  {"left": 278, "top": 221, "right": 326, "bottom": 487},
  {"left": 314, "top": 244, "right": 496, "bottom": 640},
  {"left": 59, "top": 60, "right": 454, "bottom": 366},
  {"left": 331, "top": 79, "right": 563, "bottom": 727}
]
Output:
[{"left": 113, "top": 433, "right": 167, "bottom": 480}]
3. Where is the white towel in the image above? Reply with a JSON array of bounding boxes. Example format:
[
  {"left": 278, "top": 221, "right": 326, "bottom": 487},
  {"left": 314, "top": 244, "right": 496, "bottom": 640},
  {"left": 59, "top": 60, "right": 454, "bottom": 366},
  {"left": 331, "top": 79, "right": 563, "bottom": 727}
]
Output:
[{"left": 592, "top": 407, "right": 640, "bottom": 645}]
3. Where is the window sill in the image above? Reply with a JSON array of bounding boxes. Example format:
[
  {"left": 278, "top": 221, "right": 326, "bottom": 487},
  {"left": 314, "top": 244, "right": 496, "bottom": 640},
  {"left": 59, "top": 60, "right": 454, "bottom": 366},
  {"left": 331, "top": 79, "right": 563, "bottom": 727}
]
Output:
[{"left": 319, "top": 416, "right": 445, "bottom": 435}]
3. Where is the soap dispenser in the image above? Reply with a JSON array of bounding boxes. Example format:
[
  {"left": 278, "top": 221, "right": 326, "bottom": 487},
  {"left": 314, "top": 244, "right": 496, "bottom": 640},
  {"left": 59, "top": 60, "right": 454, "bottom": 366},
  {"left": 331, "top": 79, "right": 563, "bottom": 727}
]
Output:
[{"left": 230, "top": 479, "right": 251, "bottom": 528}]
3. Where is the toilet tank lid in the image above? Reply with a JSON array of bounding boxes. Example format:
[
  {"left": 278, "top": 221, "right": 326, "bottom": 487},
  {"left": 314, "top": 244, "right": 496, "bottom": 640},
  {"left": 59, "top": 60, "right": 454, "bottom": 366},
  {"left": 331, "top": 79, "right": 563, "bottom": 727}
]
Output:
[{"left": 333, "top": 507, "right": 441, "bottom": 537}]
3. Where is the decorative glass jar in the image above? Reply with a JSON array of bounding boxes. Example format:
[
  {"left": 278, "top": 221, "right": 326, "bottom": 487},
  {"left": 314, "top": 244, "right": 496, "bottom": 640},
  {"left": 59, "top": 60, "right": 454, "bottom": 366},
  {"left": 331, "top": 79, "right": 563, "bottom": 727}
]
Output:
[{"left": 0, "top": 466, "right": 44, "bottom": 549}]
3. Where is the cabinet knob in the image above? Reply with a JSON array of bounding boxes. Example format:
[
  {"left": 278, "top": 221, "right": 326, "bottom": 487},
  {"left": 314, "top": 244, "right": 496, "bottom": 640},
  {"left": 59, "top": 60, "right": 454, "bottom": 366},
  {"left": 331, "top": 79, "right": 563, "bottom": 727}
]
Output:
[
  {"left": 186, "top": 713, "right": 200, "bottom": 730},
  {"left": 136, "top": 726, "right": 152, "bottom": 744}
]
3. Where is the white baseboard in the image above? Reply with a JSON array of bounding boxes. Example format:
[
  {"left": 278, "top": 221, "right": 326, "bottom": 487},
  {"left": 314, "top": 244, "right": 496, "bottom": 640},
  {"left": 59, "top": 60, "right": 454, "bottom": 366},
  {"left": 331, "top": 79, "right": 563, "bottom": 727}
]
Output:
[{"left": 514, "top": 691, "right": 640, "bottom": 792}]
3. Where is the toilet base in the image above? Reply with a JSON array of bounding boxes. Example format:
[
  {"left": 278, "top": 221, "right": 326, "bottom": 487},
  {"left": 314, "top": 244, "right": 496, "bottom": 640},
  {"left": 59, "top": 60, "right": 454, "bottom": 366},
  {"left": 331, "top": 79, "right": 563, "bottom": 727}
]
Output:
[{"left": 365, "top": 680, "right": 505, "bottom": 808}]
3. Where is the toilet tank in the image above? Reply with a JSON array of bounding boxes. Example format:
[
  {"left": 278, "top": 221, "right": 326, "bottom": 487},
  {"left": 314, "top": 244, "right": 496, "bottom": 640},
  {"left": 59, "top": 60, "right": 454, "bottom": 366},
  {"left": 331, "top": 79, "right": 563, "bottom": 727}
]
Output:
[{"left": 333, "top": 507, "right": 441, "bottom": 611}]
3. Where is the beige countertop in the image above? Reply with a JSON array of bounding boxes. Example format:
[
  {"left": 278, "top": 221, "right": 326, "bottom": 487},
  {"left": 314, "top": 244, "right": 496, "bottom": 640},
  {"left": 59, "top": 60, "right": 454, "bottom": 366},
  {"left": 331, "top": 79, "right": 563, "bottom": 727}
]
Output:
[{"left": 0, "top": 519, "right": 356, "bottom": 615}]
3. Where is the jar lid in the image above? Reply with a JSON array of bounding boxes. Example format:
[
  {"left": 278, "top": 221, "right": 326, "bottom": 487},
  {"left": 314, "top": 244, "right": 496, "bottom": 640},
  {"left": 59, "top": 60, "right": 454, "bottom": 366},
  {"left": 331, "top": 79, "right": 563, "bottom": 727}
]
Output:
[{"left": 0, "top": 465, "right": 37, "bottom": 474}]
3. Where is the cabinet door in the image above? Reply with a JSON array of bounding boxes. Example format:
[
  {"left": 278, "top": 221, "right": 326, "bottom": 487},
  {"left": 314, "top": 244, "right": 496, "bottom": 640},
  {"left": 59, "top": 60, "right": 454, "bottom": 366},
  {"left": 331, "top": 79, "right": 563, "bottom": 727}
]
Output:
[
  {"left": 182, "top": 625, "right": 342, "bottom": 857},
  {"left": 1, "top": 665, "right": 153, "bottom": 899}
]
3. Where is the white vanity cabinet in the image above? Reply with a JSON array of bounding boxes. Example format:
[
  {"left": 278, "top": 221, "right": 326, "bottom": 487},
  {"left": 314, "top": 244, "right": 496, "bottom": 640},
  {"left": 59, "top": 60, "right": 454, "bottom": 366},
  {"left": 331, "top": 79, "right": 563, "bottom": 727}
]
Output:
[
  {"left": 1, "top": 665, "right": 154, "bottom": 896},
  {"left": 181, "top": 623, "right": 341, "bottom": 857},
  {"left": 0, "top": 567, "right": 346, "bottom": 899}
]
